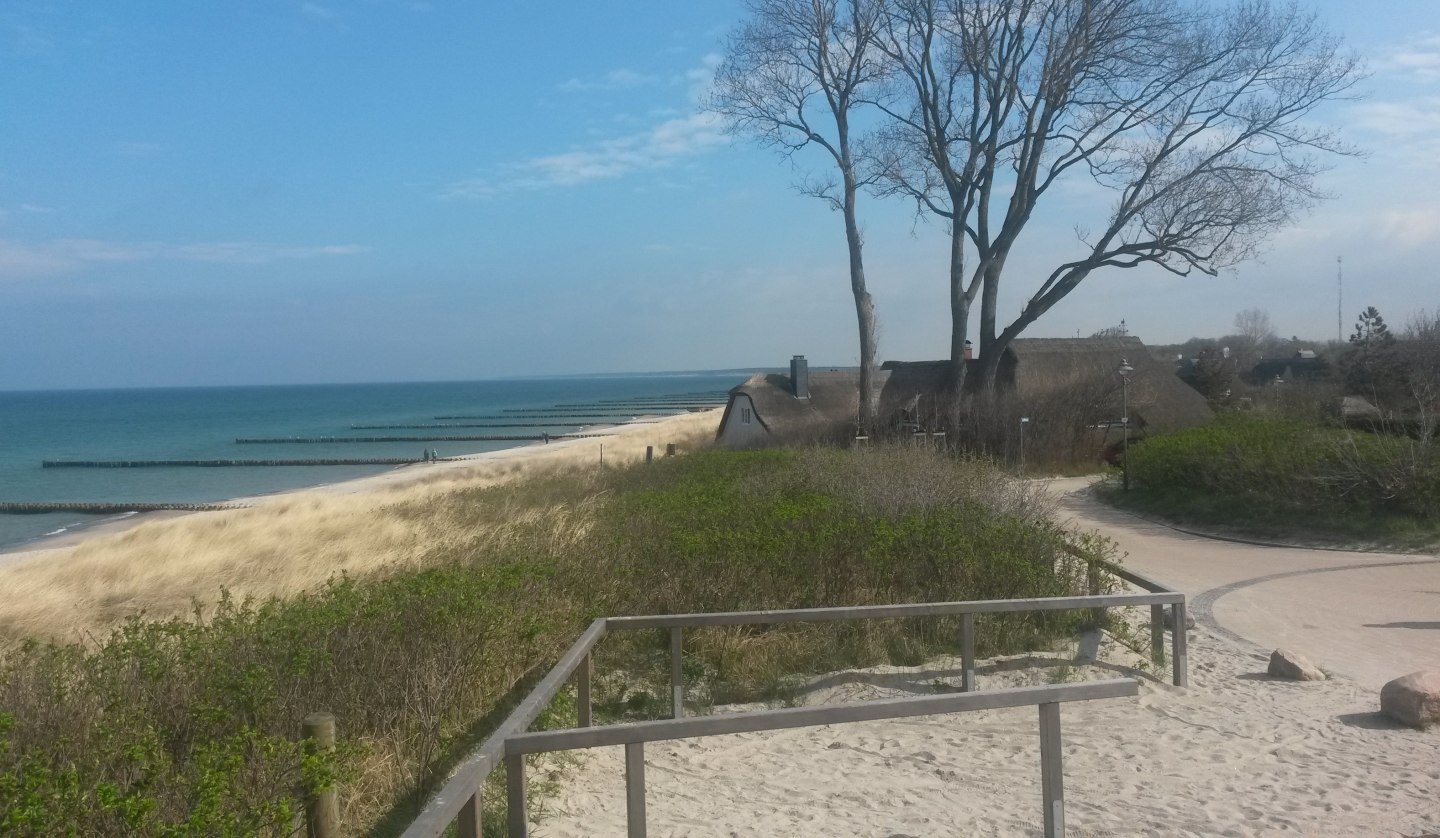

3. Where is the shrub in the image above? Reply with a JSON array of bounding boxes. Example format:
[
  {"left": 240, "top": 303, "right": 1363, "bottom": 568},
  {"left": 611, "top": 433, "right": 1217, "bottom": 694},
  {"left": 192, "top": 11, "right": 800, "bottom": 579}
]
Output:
[{"left": 1, "top": 445, "right": 1110, "bottom": 834}]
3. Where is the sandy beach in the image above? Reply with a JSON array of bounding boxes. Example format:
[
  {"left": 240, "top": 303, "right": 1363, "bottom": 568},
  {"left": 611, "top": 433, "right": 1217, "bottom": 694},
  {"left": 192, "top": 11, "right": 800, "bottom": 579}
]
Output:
[
  {"left": 531, "top": 478, "right": 1440, "bottom": 837},
  {"left": 0, "top": 410, "right": 722, "bottom": 639}
]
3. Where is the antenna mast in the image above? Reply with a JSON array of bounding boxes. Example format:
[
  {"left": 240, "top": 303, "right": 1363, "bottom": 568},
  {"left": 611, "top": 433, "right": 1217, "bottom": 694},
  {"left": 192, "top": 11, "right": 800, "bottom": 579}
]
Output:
[{"left": 1336, "top": 256, "right": 1344, "bottom": 342}]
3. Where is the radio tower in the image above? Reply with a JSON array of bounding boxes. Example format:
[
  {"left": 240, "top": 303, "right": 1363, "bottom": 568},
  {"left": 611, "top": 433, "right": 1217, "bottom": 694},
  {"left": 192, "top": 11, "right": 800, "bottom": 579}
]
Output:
[{"left": 1336, "top": 256, "right": 1343, "bottom": 343}]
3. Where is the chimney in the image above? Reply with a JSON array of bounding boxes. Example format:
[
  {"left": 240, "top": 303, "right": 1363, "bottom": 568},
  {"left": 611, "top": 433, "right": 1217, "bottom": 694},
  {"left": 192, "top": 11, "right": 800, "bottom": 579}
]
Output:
[
  {"left": 790, "top": 355, "right": 810, "bottom": 399},
  {"left": 963, "top": 340, "right": 974, "bottom": 361}
]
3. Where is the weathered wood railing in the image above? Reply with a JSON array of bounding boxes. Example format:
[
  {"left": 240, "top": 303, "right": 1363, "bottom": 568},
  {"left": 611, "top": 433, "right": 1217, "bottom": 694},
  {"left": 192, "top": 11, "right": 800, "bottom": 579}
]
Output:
[{"left": 403, "top": 564, "right": 1186, "bottom": 838}]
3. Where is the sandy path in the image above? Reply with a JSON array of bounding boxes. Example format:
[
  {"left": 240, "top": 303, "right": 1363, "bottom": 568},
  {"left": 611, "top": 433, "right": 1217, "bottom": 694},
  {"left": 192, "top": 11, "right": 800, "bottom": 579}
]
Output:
[
  {"left": 536, "top": 630, "right": 1440, "bottom": 836},
  {"left": 534, "top": 476, "right": 1440, "bottom": 837},
  {"left": 1051, "top": 477, "right": 1440, "bottom": 691}
]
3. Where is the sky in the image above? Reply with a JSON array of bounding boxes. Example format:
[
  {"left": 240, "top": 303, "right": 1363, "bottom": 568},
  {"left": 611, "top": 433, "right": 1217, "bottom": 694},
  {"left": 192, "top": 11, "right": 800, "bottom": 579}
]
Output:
[{"left": 2, "top": 1, "right": 1438, "bottom": 390}]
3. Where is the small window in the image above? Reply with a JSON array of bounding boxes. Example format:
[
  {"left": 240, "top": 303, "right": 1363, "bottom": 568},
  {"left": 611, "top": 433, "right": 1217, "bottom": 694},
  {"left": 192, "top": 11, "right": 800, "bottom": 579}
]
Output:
[{"left": 741, "top": 407, "right": 752, "bottom": 424}]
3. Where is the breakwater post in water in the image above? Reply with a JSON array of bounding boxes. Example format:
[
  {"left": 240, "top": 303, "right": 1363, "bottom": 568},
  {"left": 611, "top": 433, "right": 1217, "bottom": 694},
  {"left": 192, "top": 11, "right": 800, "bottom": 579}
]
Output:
[
  {"left": 44, "top": 458, "right": 436, "bottom": 468},
  {"left": 0, "top": 501, "right": 249, "bottom": 515}
]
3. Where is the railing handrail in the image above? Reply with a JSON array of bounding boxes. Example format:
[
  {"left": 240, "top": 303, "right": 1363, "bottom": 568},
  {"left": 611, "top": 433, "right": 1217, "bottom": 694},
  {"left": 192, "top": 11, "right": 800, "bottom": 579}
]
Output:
[
  {"left": 505, "top": 678, "right": 1138, "bottom": 755},
  {"left": 403, "top": 618, "right": 607, "bottom": 838},
  {"left": 604, "top": 591, "right": 1181, "bottom": 630},
  {"left": 402, "top": 557, "right": 1188, "bottom": 838}
]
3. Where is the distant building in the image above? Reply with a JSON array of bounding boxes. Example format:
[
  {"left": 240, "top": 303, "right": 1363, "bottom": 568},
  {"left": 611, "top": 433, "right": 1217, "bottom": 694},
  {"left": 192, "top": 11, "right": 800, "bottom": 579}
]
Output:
[
  {"left": 1247, "top": 350, "right": 1330, "bottom": 385},
  {"left": 716, "top": 337, "right": 1213, "bottom": 446}
]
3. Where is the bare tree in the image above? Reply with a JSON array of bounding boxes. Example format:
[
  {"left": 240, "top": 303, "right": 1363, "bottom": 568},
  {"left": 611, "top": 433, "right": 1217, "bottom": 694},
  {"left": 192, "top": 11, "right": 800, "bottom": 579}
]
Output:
[
  {"left": 870, "top": 0, "right": 1360, "bottom": 390},
  {"left": 710, "top": 0, "right": 887, "bottom": 431}
]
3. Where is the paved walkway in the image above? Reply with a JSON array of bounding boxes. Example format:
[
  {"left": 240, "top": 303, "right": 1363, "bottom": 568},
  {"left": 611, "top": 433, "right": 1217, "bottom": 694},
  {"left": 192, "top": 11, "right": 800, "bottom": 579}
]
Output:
[{"left": 1051, "top": 477, "right": 1440, "bottom": 691}]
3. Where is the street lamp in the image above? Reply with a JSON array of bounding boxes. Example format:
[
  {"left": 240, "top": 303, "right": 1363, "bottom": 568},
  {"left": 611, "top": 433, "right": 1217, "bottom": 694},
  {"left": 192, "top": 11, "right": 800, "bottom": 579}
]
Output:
[
  {"left": 1117, "top": 358, "right": 1134, "bottom": 491},
  {"left": 1019, "top": 416, "right": 1030, "bottom": 475}
]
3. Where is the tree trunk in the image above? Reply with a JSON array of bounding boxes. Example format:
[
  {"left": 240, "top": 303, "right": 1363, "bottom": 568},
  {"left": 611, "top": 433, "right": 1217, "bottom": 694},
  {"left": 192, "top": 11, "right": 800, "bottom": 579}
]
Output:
[
  {"left": 843, "top": 177, "right": 877, "bottom": 434},
  {"left": 976, "top": 258, "right": 1003, "bottom": 388},
  {"left": 944, "top": 223, "right": 969, "bottom": 399}
]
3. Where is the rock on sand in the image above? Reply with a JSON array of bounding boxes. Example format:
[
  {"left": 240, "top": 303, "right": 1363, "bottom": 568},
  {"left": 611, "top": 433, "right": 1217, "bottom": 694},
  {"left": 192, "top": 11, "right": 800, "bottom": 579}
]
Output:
[
  {"left": 1380, "top": 670, "right": 1440, "bottom": 729},
  {"left": 1268, "top": 648, "right": 1326, "bottom": 681}
]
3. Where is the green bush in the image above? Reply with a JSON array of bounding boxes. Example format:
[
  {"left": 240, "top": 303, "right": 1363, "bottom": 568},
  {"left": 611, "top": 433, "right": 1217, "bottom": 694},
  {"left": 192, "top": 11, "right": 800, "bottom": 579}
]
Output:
[
  {"left": 1126, "top": 413, "right": 1440, "bottom": 523},
  {"left": 2, "top": 445, "right": 1111, "bottom": 834}
]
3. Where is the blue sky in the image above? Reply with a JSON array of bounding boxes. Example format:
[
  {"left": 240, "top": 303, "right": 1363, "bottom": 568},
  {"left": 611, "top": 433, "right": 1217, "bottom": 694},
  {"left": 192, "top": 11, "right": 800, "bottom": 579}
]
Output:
[{"left": 2, "top": 1, "right": 1438, "bottom": 389}]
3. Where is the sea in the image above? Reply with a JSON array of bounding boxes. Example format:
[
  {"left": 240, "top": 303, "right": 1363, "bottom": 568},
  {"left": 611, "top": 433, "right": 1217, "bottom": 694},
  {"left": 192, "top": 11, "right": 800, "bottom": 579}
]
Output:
[{"left": 0, "top": 373, "right": 748, "bottom": 551}]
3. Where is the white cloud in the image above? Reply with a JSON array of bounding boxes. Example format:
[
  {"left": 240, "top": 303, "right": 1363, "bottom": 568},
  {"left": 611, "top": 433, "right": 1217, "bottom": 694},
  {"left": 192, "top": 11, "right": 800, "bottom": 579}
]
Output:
[
  {"left": 0, "top": 238, "right": 369, "bottom": 280},
  {"left": 1376, "top": 32, "right": 1440, "bottom": 82},
  {"left": 443, "top": 112, "right": 726, "bottom": 198},
  {"left": 1378, "top": 205, "right": 1440, "bottom": 248},
  {"left": 675, "top": 53, "right": 721, "bottom": 103},
  {"left": 558, "top": 69, "right": 657, "bottom": 92},
  {"left": 1347, "top": 97, "right": 1440, "bottom": 167}
]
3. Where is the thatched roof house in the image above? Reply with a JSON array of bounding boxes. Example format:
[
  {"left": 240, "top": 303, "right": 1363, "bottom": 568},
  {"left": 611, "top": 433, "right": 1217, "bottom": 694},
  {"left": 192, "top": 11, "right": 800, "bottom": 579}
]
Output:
[
  {"left": 881, "top": 337, "right": 1212, "bottom": 434},
  {"left": 715, "top": 356, "right": 878, "bottom": 446},
  {"left": 716, "top": 338, "right": 1212, "bottom": 447}
]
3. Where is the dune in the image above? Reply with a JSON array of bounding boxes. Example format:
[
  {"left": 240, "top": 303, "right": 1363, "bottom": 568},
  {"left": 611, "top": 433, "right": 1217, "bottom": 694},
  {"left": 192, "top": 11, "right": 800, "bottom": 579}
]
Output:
[{"left": 0, "top": 410, "right": 722, "bottom": 642}]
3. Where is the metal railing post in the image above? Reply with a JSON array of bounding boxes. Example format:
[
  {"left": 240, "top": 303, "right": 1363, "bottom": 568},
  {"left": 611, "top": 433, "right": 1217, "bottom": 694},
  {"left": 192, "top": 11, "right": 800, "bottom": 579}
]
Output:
[
  {"left": 1171, "top": 602, "right": 1188, "bottom": 687},
  {"left": 670, "top": 627, "right": 684, "bottom": 719},
  {"left": 959, "top": 614, "right": 976, "bottom": 692},
  {"left": 577, "top": 653, "right": 592, "bottom": 728},
  {"left": 625, "top": 742, "right": 647, "bottom": 837},
  {"left": 506, "top": 753, "right": 527, "bottom": 837},
  {"left": 1150, "top": 604, "right": 1165, "bottom": 667},
  {"left": 1039, "top": 702, "right": 1065, "bottom": 838}
]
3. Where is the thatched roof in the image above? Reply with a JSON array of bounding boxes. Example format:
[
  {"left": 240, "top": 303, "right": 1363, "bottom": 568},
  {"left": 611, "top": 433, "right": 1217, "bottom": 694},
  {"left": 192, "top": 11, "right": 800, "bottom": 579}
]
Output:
[
  {"left": 880, "top": 337, "right": 1212, "bottom": 433},
  {"left": 721, "top": 368, "right": 882, "bottom": 441}
]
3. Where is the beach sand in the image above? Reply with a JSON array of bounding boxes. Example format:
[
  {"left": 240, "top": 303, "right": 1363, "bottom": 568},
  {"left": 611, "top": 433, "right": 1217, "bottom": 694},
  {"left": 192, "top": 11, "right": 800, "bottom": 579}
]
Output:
[
  {"left": 0, "top": 410, "right": 722, "bottom": 639},
  {"left": 535, "top": 623, "right": 1440, "bottom": 837}
]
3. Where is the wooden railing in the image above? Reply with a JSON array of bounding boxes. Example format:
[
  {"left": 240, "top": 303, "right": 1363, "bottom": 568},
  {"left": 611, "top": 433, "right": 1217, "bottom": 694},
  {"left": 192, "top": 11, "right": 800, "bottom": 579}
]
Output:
[{"left": 402, "top": 563, "right": 1186, "bottom": 838}]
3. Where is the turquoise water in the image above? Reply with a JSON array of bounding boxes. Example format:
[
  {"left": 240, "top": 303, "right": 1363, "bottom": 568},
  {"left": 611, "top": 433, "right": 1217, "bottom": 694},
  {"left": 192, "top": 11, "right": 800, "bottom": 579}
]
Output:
[{"left": 0, "top": 375, "right": 744, "bottom": 549}]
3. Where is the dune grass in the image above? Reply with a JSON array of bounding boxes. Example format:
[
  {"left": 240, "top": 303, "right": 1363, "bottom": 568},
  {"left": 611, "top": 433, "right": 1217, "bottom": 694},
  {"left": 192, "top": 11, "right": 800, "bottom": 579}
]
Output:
[
  {"left": 1, "top": 438, "right": 1114, "bottom": 835},
  {"left": 0, "top": 411, "right": 722, "bottom": 643}
]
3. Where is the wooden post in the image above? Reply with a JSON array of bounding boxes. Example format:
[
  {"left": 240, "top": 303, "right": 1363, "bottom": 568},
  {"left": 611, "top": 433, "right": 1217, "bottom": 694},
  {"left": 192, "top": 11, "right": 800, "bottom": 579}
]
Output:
[
  {"left": 645, "top": 446, "right": 654, "bottom": 463},
  {"left": 1150, "top": 604, "right": 1165, "bottom": 668},
  {"left": 457, "top": 791, "right": 482, "bottom": 838},
  {"left": 670, "top": 627, "right": 684, "bottom": 719},
  {"left": 1038, "top": 702, "right": 1065, "bottom": 838},
  {"left": 665, "top": 443, "right": 676, "bottom": 457},
  {"left": 506, "top": 753, "right": 527, "bottom": 837},
  {"left": 1171, "top": 602, "right": 1189, "bottom": 687},
  {"left": 959, "top": 614, "right": 976, "bottom": 692},
  {"left": 1086, "top": 561, "right": 1104, "bottom": 628},
  {"left": 625, "top": 742, "right": 647, "bottom": 838},
  {"left": 576, "top": 653, "right": 592, "bottom": 728},
  {"left": 301, "top": 712, "right": 339, "bottom": 838}
]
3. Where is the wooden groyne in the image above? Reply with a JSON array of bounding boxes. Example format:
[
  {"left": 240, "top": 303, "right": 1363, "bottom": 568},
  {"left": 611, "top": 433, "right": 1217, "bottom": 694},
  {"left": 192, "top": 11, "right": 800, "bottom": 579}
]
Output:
[
  {"left": 0, "top": 501, "right": 248, "bottom": 514},
  {"left": 350, "top": 420, "right": 660, "bottom": 430},
  {"left": 44, "top": 458, "right": 433, "bottom": 468},
  {"left": 235, "top": 435, "right": 551, "bottom": 444}
]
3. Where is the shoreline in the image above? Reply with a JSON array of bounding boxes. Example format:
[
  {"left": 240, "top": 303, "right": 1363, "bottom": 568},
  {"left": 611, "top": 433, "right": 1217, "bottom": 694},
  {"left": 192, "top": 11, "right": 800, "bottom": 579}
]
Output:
[{"left": 0, "top": 412, "right": 706, "bottom": 569}]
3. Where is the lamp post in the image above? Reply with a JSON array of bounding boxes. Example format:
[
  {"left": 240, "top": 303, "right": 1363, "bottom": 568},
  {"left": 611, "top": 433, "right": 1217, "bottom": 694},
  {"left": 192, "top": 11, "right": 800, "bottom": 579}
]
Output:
[
  {"left": 1117, "top": 359, "right": 1134, "bottom": 491},
  {"left": 1019, "top": 416, "right": 1030, "bottom": 475}
]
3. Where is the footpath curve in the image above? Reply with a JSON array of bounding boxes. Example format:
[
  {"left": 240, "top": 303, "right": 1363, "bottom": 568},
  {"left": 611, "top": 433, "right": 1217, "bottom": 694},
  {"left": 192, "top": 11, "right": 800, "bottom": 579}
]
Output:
[{"left": 1049, "top": 476, "right": 1440, "bottom": 691}]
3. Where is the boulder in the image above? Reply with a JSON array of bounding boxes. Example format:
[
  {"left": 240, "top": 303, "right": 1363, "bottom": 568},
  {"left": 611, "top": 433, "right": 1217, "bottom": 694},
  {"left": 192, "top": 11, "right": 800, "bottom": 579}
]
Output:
[
  {"left": 1380, "top": 671, "right": 1440, "bottom": 729},
  {"left": 1267, "top": 649, "right": 1326, "bottom": 681},
  {"left": 1163, "top": 608, "right": 1197, "bottom": 631}
]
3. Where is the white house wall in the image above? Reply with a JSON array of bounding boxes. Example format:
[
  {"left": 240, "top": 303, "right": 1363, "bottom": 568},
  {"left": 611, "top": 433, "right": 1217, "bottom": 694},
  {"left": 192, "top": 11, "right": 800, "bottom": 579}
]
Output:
[{"left": 717, "top": 393, "right": 769, "bottom": 446}]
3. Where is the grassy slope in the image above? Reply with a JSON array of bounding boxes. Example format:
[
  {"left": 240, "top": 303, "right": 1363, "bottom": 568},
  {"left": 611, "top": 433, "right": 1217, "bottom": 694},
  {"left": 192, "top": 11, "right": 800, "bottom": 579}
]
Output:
[{"left": 1, "top": 445, "right": 1112, "bottom": 835}]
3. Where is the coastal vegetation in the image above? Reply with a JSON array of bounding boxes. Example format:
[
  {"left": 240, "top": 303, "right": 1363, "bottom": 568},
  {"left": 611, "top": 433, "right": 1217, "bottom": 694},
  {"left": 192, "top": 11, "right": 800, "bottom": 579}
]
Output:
[
  {"left": 0, "top": 442, "right": 1111, "bottom": 834},
  {"left": 1106, "top": 413, "right": 1440, "bottom": 549}
]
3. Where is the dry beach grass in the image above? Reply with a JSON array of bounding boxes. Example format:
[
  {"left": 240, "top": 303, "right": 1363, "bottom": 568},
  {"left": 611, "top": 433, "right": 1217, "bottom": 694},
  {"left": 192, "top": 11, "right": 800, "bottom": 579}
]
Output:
[{"left": 0, "top": 410, "right": 722, "bottom": 642}]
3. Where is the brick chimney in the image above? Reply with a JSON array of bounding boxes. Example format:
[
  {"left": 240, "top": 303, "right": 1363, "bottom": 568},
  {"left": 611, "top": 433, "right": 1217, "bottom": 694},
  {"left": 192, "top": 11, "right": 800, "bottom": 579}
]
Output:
[
  {"left": 790, "top": 355, "right": 810, "bottom": 399},
  {"left": 963, "top": 340, "right": 974, "bottom": 360}
]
